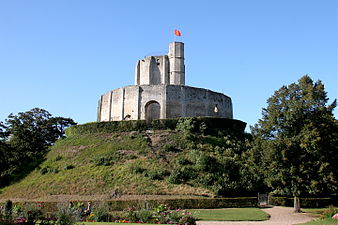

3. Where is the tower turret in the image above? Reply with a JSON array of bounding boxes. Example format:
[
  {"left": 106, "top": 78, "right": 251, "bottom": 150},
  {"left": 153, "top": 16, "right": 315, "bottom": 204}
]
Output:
[{"left": 168, "top": 42, "right": 185, "bottom": 85}]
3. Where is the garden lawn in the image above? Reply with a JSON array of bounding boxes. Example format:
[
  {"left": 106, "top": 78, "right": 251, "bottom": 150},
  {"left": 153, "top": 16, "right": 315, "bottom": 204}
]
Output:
[
  {"left": 190, "top": 208, "right": 270, "bottom": 221},
  {"left": 295, "top": 218, "right": 338, "bottom": 224},
  {"left": 301, "top": 208, "right": 326, "bottom": 216}
]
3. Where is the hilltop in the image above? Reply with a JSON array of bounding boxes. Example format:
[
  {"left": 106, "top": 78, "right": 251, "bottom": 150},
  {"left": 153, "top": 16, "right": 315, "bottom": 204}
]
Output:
[{"left": 0, "top": 118, "right": 258, "bottom": 201}]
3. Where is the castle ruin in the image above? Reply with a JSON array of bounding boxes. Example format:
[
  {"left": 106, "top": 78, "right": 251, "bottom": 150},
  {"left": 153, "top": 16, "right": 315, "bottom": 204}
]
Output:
[{"left": 97, "top": 42, "right": 233, "bottom": 121}]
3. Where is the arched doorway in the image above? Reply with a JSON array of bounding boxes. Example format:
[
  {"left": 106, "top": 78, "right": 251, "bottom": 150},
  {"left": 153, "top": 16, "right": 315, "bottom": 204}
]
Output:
[{"left": 145, "top": 101, "right": 160, "bottom": 121}]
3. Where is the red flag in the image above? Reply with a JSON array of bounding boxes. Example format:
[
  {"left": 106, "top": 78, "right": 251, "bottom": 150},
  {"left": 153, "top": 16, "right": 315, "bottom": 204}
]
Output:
[{"left": 174, "top": 29, "right": 181, "bottom": 36}]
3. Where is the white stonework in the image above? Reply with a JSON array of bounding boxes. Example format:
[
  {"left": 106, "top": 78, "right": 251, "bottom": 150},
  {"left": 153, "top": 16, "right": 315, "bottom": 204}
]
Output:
[{"left": 97, "top": 42, "right": 233, "bottom": 121}]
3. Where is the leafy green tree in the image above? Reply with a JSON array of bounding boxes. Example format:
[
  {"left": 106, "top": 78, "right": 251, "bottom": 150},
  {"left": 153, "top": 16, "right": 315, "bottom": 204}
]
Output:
[
  {"left": 0, "top": 108, "right": 76, "bottom": 186},
  {"left": 0, "top": 122, "right": 14, "bottom": 185},
  {"left": 251, "top": 75, "right": 338, "bottom": 211}
]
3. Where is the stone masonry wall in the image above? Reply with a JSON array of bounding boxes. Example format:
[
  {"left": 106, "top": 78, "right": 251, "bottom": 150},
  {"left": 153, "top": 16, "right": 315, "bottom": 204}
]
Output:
[{"left": 98, "top": 85, "right": 232, "bottom": 121}]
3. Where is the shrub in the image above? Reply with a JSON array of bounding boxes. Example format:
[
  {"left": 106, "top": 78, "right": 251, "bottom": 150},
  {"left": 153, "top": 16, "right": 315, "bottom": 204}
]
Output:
[
  {"left": 168, "top": 167, "right": 197, "bottom": 184},
  {"left": 152, "top": 204, "right": 196, "bottom": 225},
  {"left": 162, "top": 143, "right": 178, "bottom": 152},
  {"left": 54, "top": 156, "right": 63, "bottom": 161},
  {"left": 55, "top": 203, "right": 79, "bottom": 225},
  {"left": 124, "top": 207, "right": 138, "bottom": 223},
  {"left": 63, "top": 165, "right": 75, "bottom": 170},
  {"left": 65, "top": 117, "right": 246, "bottom": 136},
  {"left": 190, "top": 150, "right": 218, "bottom": 172},
  {"left": 92, "top": 202, "right": 110, "bottom": 222},
  {"left": 321, "top": 206, "right": 338, "bottom": 219},
  {"left": 176, "top": 118, "right": 197, "bottom": 134},
  {"left": 135, "top": 209, "right": 153, "bottom": 223},
  {"left": 40, "top": 166, "right": 59, "bottom": 175},
  {"left": 23, "top": 203, "right": 44, "bottom": 225},
  {"left": 199, "top": 122, "right": 207, "bottom": 134},
  {"left": 119, "top": 204, "right": 196, "bottom": 225},
  {"left": 269, "top": 196, "right": 337, "bottom": 208},
  {"left": 91, "top": 156, "right": 114, "bottom": 166},
  {"left": 3, "top": 200, "right": 12, "bottom": 220},
  {"left": 129, "top": 164, "right": 146, "bottom": 174},
  {"left": 145, "top": 169, "right": 170, "bottom": 180}
]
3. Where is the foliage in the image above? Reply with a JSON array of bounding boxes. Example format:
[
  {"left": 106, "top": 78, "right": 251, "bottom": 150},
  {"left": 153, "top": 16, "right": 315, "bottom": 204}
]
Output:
[
  {"left": 296, "top": 218, "right": 338, "bottom": 225},
  {"left": 55, "top": 203, "right": 79, "bottom": 225},
  {"left": 0, "top": 108, "right": 76, "bottom": 187},
  {"left": 175, "top": 118, "right": 197, "bottom": 137},
  {"left": 269, "top": 196, "right": 338, "bottom": 208},
  {"left": 22, "top": 203, "right": 44, "bottom": 225},
  {"left": 0, "top": 201, "right": 57, "bottom": 225},
  {"left": 91, "top": 202, "right": 110, "bottom": 222},
  {"left": 66, "top": 117, "right": 246, "bottom": 136},
  {"left": 120, "top": 204, "right": 196, "bottom": 225},
  {"left": 251, "top": 76, "right": 338, "bottom": 199},
  {"left": 0, "top": 113, "right": 256, "bottom": 199},
  {"left": 166, "top": 131, "right": 261, "bottom": 196},
  {"left": 321, "top": 206, "right": 338, "bottom": 219},
  {"left": 3, "top": 200, "right": 12, "bottom": 220}
]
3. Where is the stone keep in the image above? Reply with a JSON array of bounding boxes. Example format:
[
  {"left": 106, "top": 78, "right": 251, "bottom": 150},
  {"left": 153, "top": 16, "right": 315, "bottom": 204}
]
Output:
[{"left": 97, "top": 42, "right": 233, "bottom": 121}]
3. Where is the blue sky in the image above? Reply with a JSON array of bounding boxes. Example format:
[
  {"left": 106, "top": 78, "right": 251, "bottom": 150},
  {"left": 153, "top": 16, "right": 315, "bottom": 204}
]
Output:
[{"left": 0, "top": 0, "right": 337, "bottom": 131}]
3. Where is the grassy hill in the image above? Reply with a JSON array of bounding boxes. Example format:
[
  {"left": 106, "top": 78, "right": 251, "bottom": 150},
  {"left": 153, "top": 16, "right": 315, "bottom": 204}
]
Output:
[{"left": 0, "top": 118, "right": 254, "bottom": 201}]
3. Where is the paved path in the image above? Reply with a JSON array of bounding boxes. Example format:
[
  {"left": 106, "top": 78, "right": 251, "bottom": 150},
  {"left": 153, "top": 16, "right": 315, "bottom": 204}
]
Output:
[{"left": 196, "top": 207, "right": 315, "bottom": 225}]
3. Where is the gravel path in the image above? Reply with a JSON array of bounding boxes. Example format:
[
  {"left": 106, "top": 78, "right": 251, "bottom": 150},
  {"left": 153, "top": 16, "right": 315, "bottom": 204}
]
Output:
[{"left": 196, "top": 206, "right": 315, "bottom": 225}]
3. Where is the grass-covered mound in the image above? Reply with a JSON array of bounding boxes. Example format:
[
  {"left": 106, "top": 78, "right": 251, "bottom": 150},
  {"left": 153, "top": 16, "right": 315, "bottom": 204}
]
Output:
[{"left": 0, "top": 117, "right": 260, "bottom": 201}]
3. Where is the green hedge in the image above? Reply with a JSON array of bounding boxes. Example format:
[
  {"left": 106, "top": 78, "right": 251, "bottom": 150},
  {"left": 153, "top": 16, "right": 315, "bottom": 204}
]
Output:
[
  {"left": 66, "top": 117, "right": 246, "bottom": 136},
  {"left": 8, "top": 197, "right": 257, "bottom": 213},
  {"left": 106, "top": 197, "right": 257, "bottom": 210},
  {"left": 269, "top": 196, "right": 338, "bottom": 208}
]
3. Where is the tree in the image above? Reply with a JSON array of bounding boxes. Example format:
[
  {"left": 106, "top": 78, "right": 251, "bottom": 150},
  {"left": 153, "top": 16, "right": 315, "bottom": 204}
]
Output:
[
  {"left": 251, "top": 75, "right": 338, "bottom": 212},
  {"left": 0, "top": 122, "right": 14, "bottom": 185},
  {"left": 0, "top": 108, "right": 76, "bottom": 187}
]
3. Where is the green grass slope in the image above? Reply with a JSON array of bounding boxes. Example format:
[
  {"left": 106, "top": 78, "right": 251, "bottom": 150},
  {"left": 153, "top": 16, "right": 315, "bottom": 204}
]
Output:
[
  {"left": 0, "top": 130, "right": 214, "bottom": 200},
  {"left": 0, "top": 117, "right": 253, "bottom": 201}
]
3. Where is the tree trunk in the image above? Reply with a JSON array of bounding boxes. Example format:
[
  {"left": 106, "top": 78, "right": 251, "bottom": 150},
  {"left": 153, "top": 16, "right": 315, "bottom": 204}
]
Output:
[{"left": 293, "top": 196, "right": 301, "bottom": 213}]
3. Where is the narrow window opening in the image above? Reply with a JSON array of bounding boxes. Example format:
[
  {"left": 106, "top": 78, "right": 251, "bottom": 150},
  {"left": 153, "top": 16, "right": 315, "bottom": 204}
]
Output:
[{"left": 214, "top": 104, "right": 219, "bottom": 113}]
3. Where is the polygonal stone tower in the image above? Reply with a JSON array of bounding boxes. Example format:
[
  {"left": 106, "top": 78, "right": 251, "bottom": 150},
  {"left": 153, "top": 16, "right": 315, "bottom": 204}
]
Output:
[{"left": 97, "top": 42, "right": 233, "bottom": 122}]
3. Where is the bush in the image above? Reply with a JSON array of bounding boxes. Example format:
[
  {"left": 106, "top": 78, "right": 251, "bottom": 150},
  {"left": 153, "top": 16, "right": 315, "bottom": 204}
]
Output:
[
  {"left": 23, "top": 203, "right": 44, "bottom": 225},
  {"left": 63, "top": 165, "right": 75, "bottom": 170},
  {"left": 129, "top": 164, "right": 146, "bottom": 174},
  {"left": 120, "top": 204, "right": 196, "bottom": 225},
  {"left": 55, "top": 203, "right": 79, "bottom": 225},
  {"left": 54, "top": 156, "right": 63, "bottom": 161},
  {"left": 107, "top": 197, "right": 257, "bottom": 211},
  {"left": 65, "top": 117, "right": 246, "bottom": 136},
  {"left": 40, "top": 166, "right": 59, "bottom": 175},
  {"left": 135, "top": 209, "right": 153, "bottom": 223},
  {"left": 168, "top": 166, "right": 197, "bottom": 184},
  {"left": 91, "top": 156, "right": 115, "bottom": 166},
  {"left": 269, "top": 196, "right": 337, "bottom": 208},
  {"left": 92, "top": 202, "right": 110, "bottom": 222},
  {"left": 145, "top": 169, "right": 170, "bottom": 180},
  {"left": 162, "top": 143, "right": 178, "bottom": 152},
  {"left": 3, "top": 200, "right": 12, "bottom": 220},
  {"left": 176, "top": 118, "right": 197, "bottom": 134},
  {"left": 321, "top": 206, "right": 338, "bottom": 219}
]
